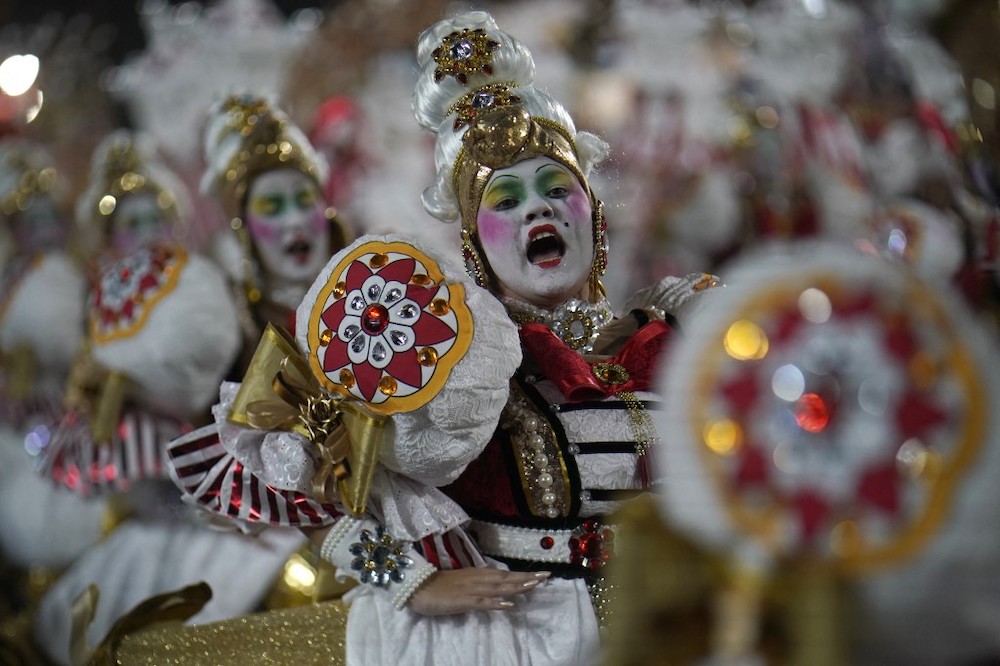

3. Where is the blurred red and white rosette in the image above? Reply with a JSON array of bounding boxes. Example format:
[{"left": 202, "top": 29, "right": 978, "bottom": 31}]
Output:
[
  {"left": 42, "top": 242, "right": 240, "bottom": 495},
  {"left": 654, "top": 241, "right": 1000, "bottom": 664}
]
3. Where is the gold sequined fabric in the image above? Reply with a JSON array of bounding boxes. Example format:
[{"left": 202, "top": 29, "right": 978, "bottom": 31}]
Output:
[{"left": 111, "top": 600, "right": 348, "bottom": 665}]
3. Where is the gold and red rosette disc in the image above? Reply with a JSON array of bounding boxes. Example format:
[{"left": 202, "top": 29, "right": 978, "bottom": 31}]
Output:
[
  {"left": 303, "top": 239, "right": 474, "bottom": 415},
  {"left": 655, "top": 242, "right": 997, "bottom": 574}
]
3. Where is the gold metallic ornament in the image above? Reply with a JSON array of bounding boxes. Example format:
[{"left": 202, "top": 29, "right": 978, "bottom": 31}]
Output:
[
  {"left": 0, "top": 148, "right": 57, "bottom": 218},
  {"left": 211, "top": 95, "right": 322, "bottom": 220},
  {"left": 448, "top": 83, "right": 521, "bottom": 131},
  {"left": 228, "top": 324, "right": 386, "bottom": 516},
  {"left": 431, "top": 28, "right": 500, "bottom": 84}
]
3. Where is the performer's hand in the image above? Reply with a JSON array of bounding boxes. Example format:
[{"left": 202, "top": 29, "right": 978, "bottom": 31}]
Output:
[{"left": 408, "top": 568, "right": 551, "bottom": 615}]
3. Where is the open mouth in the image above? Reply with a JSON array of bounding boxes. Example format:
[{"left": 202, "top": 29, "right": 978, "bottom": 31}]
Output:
[
  {"left": 526, "top": 224, "right": 565, "bottom": 268},
  {"left": 285, "top": 237, "right": 314, "bottom": 265}
]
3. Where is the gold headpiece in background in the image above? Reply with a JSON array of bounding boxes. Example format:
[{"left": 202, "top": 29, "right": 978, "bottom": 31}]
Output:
[
  {"left": 86, "top": 137, "right": 180, "bottom": 231},
  {"left": 213, "top": 95, "right": 322, "bottom": 219},
  {"left": 0, "top": 149, "right": 57, "bottom": 218}
]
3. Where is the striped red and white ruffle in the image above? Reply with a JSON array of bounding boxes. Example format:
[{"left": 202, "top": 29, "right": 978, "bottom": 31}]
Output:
[
  {"left": 166, "top": 425, "right": 340, "bottom": 528},
  {"left": 41, "top": 408, "right": 185, "bottom": 495}
]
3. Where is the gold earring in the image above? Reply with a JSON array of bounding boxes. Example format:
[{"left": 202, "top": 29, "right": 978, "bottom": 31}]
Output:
[
  {"left": 233, "top": 218, "right": 261, "bottom": 304},
  {"left": 461, "top": 228, "right": 490, "bottom": 290},
  {"left": 590, "top": 200, "right": 608, "bottom": 302}
]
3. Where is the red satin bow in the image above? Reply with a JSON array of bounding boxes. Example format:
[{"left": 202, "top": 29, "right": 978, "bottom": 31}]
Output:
[{"left": 519, "top": 320, "right": 674, "bottom": 402}]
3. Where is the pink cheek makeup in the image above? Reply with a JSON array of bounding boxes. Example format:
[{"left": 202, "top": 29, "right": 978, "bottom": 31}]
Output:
[
  {"left": 476, "top": 210, "right": 517, "bottom": 250},
  {"left": 311, "top": 208, "right": 327, "bottom": 234},
  {"left": 247, "top": 216, "right": 282, "bottom": 245},
  {"left": 564, "top": 190, "right": 590, "bottom": 225}
]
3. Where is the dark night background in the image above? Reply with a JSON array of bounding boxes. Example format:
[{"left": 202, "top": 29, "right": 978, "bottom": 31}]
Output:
[{"left": 1, "top": 0, "right": 332, "bottom": 65}]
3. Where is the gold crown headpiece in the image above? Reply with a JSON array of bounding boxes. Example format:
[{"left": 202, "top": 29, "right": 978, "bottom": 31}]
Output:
[
  {"left": 452, "top": 103, "right": 593, "bottom": 234},
  {"left": 213, "top": 95, "right": 321, "bottom": 219},
  {"left": 89, "top": 137, "right": 180, "bottom": 228},
  {"left": 0, "top": 150, "right": 57, "bottom": 218}
]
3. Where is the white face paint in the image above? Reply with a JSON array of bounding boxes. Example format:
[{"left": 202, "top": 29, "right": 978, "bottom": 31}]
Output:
[
  {"left": 476, "top": 157, "right": 594, "bottom": 309},
  {"left": 245, "top": 168, "right": 330, "bottom": 286},
  {"left": 111, "top": 193, "right": 171, "bottom": 256}
]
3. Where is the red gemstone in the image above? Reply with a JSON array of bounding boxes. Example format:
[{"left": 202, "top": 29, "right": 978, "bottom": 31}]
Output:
[
  {"left": 539, "top": 536, "right": 554, "bottom": 550},
  {"left": 361, "top": 304, "right": 390, "bottom": 335},
  {"left": 795, "top": 392, "right": 830, "bottom": 433},
  {"left": 568, "top": 536, "right": 580, "bottom": 553},
  {"left": 119, "top": 267, "right": 131, "bottom": 280},
  {"left": 582, "top": 519, "right": 597, "bottom": 533}
]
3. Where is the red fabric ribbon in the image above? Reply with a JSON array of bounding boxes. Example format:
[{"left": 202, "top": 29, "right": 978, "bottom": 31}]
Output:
[{"left": 519, "top": 320, "right": 674, "bottom": 402}]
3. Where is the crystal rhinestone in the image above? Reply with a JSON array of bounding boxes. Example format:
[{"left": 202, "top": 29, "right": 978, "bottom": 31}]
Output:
[
  {"left": 371, "top": 341, "right": 387, "bottom": 362},
  {"left": 417, "top": 347, "right": 438, "bottom": 366},
  {"left": 361, "top": 304, "right": 390, "bottom": 335},
  {"left": 540, "top": 536, "right": 555, "bottom": 550},
  {"left": 378, "top": 376, "right": 398, "bottom": 396},
  {"left": 344, "top": 324, "right": 361, "bottom": 340},
  {"left": 367, "top": 283, "right": 382, "bottom": 301},
  {"left": 537, "top": 473, "right": 553, "bottom": 488},
  {"left": 319, "top": 329, "right": 333, "bottom": 346},
  {"left": 350, "top": 295, "right": 365, "bottom": 311},
  {"left": 472, "top": 91, "right": 495, "bottom": 108},
  {"left": 389, "top": 330, "right": 408, "bottom": 346},
  {"left": 351, "top": 336, "right": 366, "bottom": 353},
  {"left": 339, "top": 369, "right": 355, "bottom": 388},
  {"left": 579, "top": 490, "right": 592, "bottom": 501},
  {"left": 333, "top": 281, "right": 347, "bottom": 298},
  {"left": 385, "top": 287, "right": 403, "bottom": 303},
  {"left": 568, "top": 444, "right": 580, "bottom": 455},
  {"left": 399, "top": 304, "right": 418, "bottom": 319},
  {"left": 450, "top": 39, "right": 474, "bottom": 60},
  {"left": 551, "top": 404, "right": 561, "bottom": 413}
]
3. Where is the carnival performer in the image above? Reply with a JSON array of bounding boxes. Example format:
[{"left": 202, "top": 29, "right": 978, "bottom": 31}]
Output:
[
  {"left": 202, "top": 94, "right": 351, "bottom": 361},
  {"left": 28, "top": 127, "right": 298, "bottom": 665},
  {"left": 159, "top": 12, "right": 719, "bottom": 666},
  {"left": 0, "top": 140, "right": 105, "bottom": 639}
]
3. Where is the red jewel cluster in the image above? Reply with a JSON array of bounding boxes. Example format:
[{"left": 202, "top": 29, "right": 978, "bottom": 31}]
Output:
[{"left": 568, "top": 519, "right": 614, "bottom": 571}]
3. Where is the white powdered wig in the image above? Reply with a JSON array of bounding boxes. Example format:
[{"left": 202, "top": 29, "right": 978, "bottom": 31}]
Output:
[
  {"left": 91, "top": 250, "right": 241, "bottom": 420},
  {"left": 0, "top": 252, "right": 86, "bottom": 381},
  {"left": 199, "top": 92, "right": 328, "bottom": 202},
  {"left": 413, "top": 11, "right": 609, "bottom": 225}
]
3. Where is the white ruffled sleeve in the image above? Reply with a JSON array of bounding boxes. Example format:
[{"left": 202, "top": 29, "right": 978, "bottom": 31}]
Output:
[{"left": 379, "top": 278, "right": 521, "bottom": 486}]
